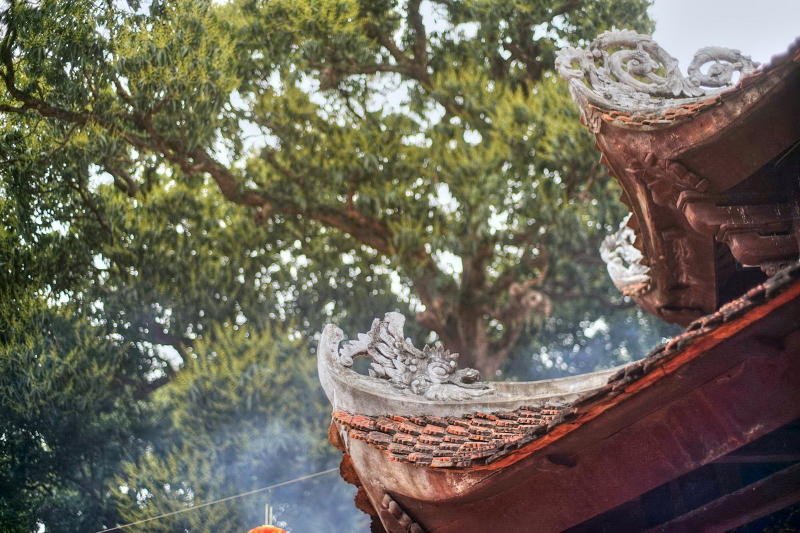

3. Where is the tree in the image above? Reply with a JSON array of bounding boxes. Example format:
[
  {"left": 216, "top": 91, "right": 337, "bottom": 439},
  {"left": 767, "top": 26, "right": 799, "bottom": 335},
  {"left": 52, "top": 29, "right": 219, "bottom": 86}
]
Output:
[
  {"left": 0, "top": 300, "right": 152, "bottom": 531},
  {"left": 0, "top": 176, "right": 369, "bottom": 531},
  {"left": 1, "top": 0, "right": 656, "bottom": 376},
  {"left": 112, "top": 325, "right": 367, "bottom": 533},
  {"left": 0, "top": 140, "right": 151, "bottom": 531},
  {"left": 0, "top": 149, "right": 380, "bottom": 530},
  {"left": 0, "top": 1, "right": 682, "bottom": 531}
]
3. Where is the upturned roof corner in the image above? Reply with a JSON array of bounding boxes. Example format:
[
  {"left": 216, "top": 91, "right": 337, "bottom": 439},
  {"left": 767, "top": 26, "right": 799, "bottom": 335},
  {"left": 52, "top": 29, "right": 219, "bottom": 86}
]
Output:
[
  {"left": 558, "top": 30, "right": 800, "bottom": 325},
  {"left": 319, "top": 29, "right": 800, "bottom": 533},
  {"left": 555, "top": 29, "right": 759, "bottom": 132}
]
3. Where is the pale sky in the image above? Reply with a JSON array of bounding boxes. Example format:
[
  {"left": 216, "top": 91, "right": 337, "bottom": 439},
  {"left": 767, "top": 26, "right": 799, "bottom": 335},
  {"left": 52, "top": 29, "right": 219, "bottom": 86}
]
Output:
[{"left": 650, "top": 0, "right": 800, "bottom": 68}]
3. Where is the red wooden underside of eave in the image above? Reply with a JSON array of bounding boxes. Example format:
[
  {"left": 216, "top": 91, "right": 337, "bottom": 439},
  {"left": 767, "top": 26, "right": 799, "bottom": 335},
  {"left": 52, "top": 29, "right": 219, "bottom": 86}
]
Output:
[{"left": 346, "top": 280, "right": 800, "bottom": 533}]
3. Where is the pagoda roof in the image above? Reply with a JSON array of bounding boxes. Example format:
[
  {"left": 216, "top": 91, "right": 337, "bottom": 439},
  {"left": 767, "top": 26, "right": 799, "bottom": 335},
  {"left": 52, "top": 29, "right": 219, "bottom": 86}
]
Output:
[
  {"left": 324, "top": 262, "right": 800, "bottom": 472},
  {"left": 319, "top": 31, "right": 800, "bottom": 532},
  {"left": 321, "top": 262, "right": 800, "bottom": 532},
  {"left": 556, "top": 31, "right": 800, "bottom": 325}
]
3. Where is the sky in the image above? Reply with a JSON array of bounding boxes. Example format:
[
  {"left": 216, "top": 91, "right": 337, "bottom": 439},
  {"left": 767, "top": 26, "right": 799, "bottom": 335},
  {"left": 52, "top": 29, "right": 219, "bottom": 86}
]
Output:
[{"left": 649, "top": 0, "right": 800, "bottom": 68}]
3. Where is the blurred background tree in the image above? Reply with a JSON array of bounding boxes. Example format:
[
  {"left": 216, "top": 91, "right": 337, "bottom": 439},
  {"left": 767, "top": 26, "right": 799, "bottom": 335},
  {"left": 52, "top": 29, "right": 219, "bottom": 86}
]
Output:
[
  {"left": 111, "top": 325, "right": 366, "bottom": 533},
  {"left": 1, "top": 0, "right": 679, "bottom": 530}
]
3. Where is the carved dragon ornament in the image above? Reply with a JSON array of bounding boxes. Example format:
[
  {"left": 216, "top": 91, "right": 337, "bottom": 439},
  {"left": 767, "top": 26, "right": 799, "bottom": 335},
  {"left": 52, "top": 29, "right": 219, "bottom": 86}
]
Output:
[
  {"left": 555, "top": 30, "right": 758, "bottom": 131},
  {"left": 600, "top": 213, "right": 651, "bottom": 296},
  {"left": 320, "top": 312, "right": 494, "bottom": 401}
]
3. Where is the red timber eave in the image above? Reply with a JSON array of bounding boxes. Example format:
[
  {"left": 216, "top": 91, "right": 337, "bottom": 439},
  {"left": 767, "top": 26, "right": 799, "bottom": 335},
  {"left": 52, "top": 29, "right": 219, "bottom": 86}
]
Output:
[
  {"left": 323, "top": 263, "right": 800, "bottom": 533},
  {"left": 556, "top": 31, "right": 800, "bottom": 326}
]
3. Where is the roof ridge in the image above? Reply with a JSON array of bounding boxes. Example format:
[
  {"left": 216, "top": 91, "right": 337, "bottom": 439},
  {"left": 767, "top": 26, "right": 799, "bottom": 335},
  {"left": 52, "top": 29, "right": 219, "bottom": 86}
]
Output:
[{"left": 330, "top": 262, "right": 800, "bottom": 469}]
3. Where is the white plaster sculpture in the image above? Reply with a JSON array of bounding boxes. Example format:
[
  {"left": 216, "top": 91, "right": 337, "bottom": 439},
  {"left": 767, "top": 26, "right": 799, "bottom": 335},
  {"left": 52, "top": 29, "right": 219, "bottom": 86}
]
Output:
[
  {"left": 555, "top": 30, "right": 758, "bottom": 131},
  {"left": 318, "top": 313, "right": 623, "bottom": 416},
  {"left": 600, "top": 213, "right": 651, "bottom": 296},
  {"left": 326, "top": 312, "right": 493, "bottom": 401}
]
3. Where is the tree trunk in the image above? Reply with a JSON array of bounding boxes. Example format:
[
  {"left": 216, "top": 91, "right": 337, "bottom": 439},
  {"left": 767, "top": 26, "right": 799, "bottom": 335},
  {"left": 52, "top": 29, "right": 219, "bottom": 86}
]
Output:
[
  {"left": 425, "top": 305, "right": 506, "bottom": 380},
  {"left": 414, "top": 276, "right": 549, "bottom": 379}
]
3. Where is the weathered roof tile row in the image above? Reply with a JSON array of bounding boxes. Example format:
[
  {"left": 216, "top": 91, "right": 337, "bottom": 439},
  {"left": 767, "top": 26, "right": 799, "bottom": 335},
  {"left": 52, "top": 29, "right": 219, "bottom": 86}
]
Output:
[
  {"left": 332, "top": 262, "right": 800, "bottom": 469},
  {"left": 334, "top": 406, "right": 567, "bottom": 468}
]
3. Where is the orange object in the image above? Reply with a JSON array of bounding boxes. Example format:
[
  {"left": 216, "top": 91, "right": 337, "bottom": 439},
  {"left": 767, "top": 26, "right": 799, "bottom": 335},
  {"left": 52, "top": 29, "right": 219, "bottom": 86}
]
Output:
[{"left": 247, "top": 526, "right": 286, "bottom": 533}]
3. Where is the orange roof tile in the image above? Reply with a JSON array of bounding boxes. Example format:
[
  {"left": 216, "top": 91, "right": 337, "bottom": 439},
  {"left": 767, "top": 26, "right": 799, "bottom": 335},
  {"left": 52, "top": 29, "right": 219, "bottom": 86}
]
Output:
[{"left": 331, "top": 262, "right": 800, "bottom": 469}]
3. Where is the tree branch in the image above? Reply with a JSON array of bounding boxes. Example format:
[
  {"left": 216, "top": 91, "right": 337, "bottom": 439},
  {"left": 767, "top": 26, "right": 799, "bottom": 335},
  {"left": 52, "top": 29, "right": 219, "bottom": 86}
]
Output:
[
  {"left": 407, "top": 0, "right": 427, "bottom": 69},
  {"left": 549, "top": 0, "right": 583, "bottom": 20},
  {"left": 2, "top": 14, "right": 447, "bottom": 331},
  {"left": 104, "top": 161, "right": 140, "bottom": 198},
  {"left": 310, "top": 60, "right": 410, "bottom": 77}
]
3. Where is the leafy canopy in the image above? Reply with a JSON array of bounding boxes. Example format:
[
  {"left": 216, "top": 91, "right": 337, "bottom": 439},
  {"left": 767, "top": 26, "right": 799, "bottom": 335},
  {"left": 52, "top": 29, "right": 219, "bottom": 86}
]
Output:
[
  {"left": 0, "top": 1, "right": 680, "bottom": 531},
  {"left": 1, "top": 0, "right": 662, "bottom": 376}
]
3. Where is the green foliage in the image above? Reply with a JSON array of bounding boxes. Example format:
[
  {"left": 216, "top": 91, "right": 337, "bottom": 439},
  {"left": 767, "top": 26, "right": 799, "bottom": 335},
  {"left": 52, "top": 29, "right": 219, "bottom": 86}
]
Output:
[
  {"left": 0, "top": 302, "right": 151, "bottom": 532},
  {"left": 218, "top": 0, "right": 657, "bottom": 372},
  {"left": 92, "top": 178, "right": 407, "bottom": 346},
  {"left": 0, "top": 136, "right": 149, "bottom": 531},
  {"left": 1, "top": 0, "right": 660, "bottom": 373},
  {"left": 0, "top": 0, "right": 678, "bottom": 530},
  {"left": 112, "top": 325, "right": 365, "bottom": 532}
]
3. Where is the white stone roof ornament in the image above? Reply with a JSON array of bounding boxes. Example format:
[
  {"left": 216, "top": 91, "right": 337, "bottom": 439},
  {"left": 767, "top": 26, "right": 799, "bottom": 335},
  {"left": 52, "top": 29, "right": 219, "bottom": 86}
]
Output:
[
  {"left": 600, "top": 213, "right": 651, "bottom": 296},
  {"left": 555, "top": 30, "right": 758, "bottom": 131},
  {"left": 318, "top": 311, "right": 622, "bottom": 417},
  {"left": 333, "top": 312, "right": 493, "bottom": 401}
]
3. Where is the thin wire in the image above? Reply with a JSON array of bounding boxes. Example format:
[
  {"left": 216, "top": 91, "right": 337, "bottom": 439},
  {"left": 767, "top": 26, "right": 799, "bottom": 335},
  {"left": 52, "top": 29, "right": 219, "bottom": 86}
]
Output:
[
  {"left": 774, "top": 138, "right": 800, "bottom": 167},
  {"left": 95, "top": 467, "right": 339, "bottom": 533}
]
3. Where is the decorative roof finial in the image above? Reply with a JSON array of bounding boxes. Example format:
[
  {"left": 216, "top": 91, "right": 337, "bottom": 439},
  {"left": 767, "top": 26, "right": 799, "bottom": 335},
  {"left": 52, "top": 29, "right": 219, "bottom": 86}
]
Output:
[
  {"left": 324, "top": 312, "right": 494, "bottom": 401},
  {"left": 600, "top": 213, "right": 650, "bottom": 296},
  {"left": 555, "top": 30, "right": 758, "bottom": 131}
]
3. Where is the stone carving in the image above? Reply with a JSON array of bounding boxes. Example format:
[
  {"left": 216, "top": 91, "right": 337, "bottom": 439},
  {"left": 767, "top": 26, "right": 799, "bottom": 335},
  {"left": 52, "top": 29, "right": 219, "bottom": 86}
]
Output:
[
  {"left": 327, "top": 312, "right": 493, "bottom": 401},
  {"left": 379, "top": 493, "right": 424, "bottom": 533},
  {"left": 600, "top": 213, "right": 650, "bottom": 296},
  {"left": 555, "top": 30, "right": 758, "bottom": 129}
]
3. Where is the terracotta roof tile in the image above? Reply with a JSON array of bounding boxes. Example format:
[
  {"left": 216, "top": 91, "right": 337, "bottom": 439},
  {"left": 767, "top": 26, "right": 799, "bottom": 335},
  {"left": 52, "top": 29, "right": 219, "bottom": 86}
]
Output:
[
  {"left": 442, "top": 434, "right": 466, "bottom": 445},
  {"left": 392, "top": 432, "right": 415, "bottom": 446},
  {"left": 333, "top": 404, "right": 571, "bottom": 469},
  {"left": 366, "top": 431, "right": 391, "bottom": 449},
  {"left": 408, "top": 452, "right": 433, "bottom": 466},
  {"left": 349, "top": 429, "right": 369, "bottom": 442},
  {"left": 351, "top": 415, "right": 377, "bottom": 431},
  {"left": 446, "top": 424, "right": 470, "bottom": 436},
  {"left": 332, "top": 262, "right": 800, "bottom": 470},
  {"left": 422, "top": 423, "right": 445, "bottom": 435},
  {"left": 375, "top": 416, "right": 399, "bottom": 434},
  {"left": 413, "top": 442, "right": 436, "bottom": 453},
  {"left": 418, "top": 433, "right": 443, "bottom": 445}
]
